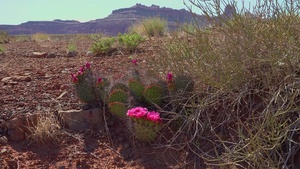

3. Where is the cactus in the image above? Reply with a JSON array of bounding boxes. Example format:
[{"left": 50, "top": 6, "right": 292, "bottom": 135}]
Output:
[
  {"left": 174, "top": 75, "right": 194, "bottom": 93},
  {"left": 75, "top": 79, "right": 98, "bottom": 103},
  {"left": 110, "top": 83, "right": 129, "bottom": 93},
  {"left": 134, "top": 122, "right": 158, "bottom": 142},
  {"left": 108, "top": 102, "right": 127, "bottom": 117},
  {"left": 144, "top": 85, "right": 163, "bottom": 106},
  {"left": 108, "top": 89, "right": 127, "bottom": 103},
  {"left": 128, "top": 79, "right": 144, "bottom": 98},
  {"left": 97, "top": 88, "right": 107, "bottom": 103}
]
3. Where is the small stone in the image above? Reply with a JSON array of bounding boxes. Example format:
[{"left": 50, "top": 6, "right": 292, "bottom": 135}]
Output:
[
  {"left": 124, "top": 143, "right": 130, "bottom": 149},
  {"left": 32, "top": 52, "right": 48, "bottom": 58},
  {"left": 1, "top": 77, "right": 13, "bottom": 84},
  {"left": 60, "top": 84, "right": 68, "bottom": 90},
  {"left": 0, "top": 136, "right": 8, "bottom": 145},
  {"left": 1, "top": 148, "right": 7, "bottom": 153},
  {"left": 66, "top": 51, "right": 76, "bottom": 57},
  {"left": 46, "top": 53, "right": 56, "bottom": 58},
  {"left": 118, "top": 137, "right": 125, "bottom": 142},
  {"left": 86, "top": 51, "right": 94, "bottom": 57}
]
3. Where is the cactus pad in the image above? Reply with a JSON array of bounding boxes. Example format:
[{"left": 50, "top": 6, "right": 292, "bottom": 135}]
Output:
[
  {"left": 110, "top": 83, "right": 129, "bottom": 93},
  {"left": 134, "top": 123, "right": 158, "bottom": 142},
  {"left": 108, "top": 102, "right": 127, "bottom": 117},
  {"left": 108, "top": 89, "right": 127, "bottom": 103},
  {"left": 128, "top": 79, "right": 144, "bottom": 97},
  {"left": 144, "top": 85, "right": 163, "bottom": 106},
  {"left": 76, "top": 80, "right": 98, "bottom": 103}
]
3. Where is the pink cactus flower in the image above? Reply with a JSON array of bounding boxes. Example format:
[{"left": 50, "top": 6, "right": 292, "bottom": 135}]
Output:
[
  {"left": 85, "top": 62, "right": 91, "bottom": 69},
  {"left": 147, "top": 111, "right": 161, "bottom": 122},
  {"left": 79, "top": 67, "right": 84, "bottom": 72},
  {"left": 167, "top": 73, "right": 173, "bottom": 83},
  {"left": 72, "top": 76, "right": 79, "bottom": 84},
  {"left": 127, "top": 107, "right": 148, "bottom": 118},
  {"left": 70, "top": 73, "right": 74, "bottom": 78},
  {"left": 132, "top": 60, "right": 137, "bottom": 65},
  {"left": 77, "top": 71, "right": 83, "bottom": 76},
  {"left": 97, "top": 77, "right": 103, "bottom": 84}
]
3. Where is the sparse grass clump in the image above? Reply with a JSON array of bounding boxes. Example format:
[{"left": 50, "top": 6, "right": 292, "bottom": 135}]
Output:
[
  {"left": 0, "top": 46, "right": 6, "bottom": 54},
  {"left": 29, "top": 113, "right": 62, "bottom": 145},
  {"left": 129, "top": 17, "right": 168, "bottom": 37},
  {"left": 146, "top": 0, "right": 300, "bottom": 168},
  {"left": 32, "top": 33, "right": 50, "bottom": 41},
  {"left": 0, "top": 31, "right": 9, "bottom": 44},
  {"left": 67, "top": 43, "right": 76, "bottom": 52}
]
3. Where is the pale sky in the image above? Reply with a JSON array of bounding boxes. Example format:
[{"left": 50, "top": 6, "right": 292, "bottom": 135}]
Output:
[{"left": 0, "top": 0, "right": 286, "bottom": 25}]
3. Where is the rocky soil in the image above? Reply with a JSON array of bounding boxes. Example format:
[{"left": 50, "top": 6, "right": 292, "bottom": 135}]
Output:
[{"left": 0, "top": 39, "right": 188, "bottom": 168}]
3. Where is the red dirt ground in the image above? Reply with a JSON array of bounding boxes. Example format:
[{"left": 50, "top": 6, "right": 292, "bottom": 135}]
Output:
[{"left": 0, "top": 38, "right": 189, "bottom": 168}]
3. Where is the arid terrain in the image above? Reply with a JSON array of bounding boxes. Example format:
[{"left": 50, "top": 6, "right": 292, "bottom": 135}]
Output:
[{"left": 0, "top": 38, "right": 190, "bottom": 169}]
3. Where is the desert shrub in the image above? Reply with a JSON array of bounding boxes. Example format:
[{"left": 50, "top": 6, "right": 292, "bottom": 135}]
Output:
[
  {"left": 32, "top": 33, "right": 50, "bottom": 41},
  {"left": 146, "top": 0, "right": 300, "bottom": 168},
  {"left": 88, "top": 33, "right": 102, "bottom": 42},
  {"left": 129, "top": 17, "right": 168, "bottom": 37},
  {"left": 67, "top": 43, "right": 76, "bottom": 52},
  {"left": 0, "top": 46, "right": 5, "bottom": 54},
  {"left": 0, "top": 31, "right": 9, "bottom": 44},
  {"left": 90, "top": 36, "right": 115, "bottom": 54},
  {"left": 117, "top": 33, "right": 146, "bottom": 52}
]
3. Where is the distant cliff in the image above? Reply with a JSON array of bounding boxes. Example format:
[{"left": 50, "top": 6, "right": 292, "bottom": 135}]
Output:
[{"left": 0, "top": 4, "right": 235, "bottom": 35}]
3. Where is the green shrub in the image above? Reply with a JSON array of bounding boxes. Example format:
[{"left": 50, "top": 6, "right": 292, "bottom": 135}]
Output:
[
  {"left": 117, "top": 33, "right": 146, "bottom": 52},
  {"left": 88, "top": 33, "right": 102, "bottom": 42},
  {"left": 129, "top": 17, "right": 168, "bottom": 37},
  {"left": 90, "top": 37, "right": 115, "bottom": 54},
  {"left": 0, "top": 46, "right": 5, "bottom": 54},
  {"left": 146, "top": 0, "right": 300, "bottom": 168},
  {"left": 0, "top": 31, "right": 9, "bottom": 44},
  {"left": 67, "top": 43, "right": 76, "bottom": 52}
]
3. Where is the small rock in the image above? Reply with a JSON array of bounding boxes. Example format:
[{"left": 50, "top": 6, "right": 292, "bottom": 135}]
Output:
[
  {"left": 46, "top": 53, "right": 56, "bottom": 58},
  {"left": 1, "top": 77, "right": 13, "bottom": 84},
  {"left": 86, "top": 51, "right": 94, "bottom": 57},
  {"left": 58, "top": 108, "right": 103, "bottom": 131},
  {"left": 0, "top": 136, "right": 8, "bottom": 145},
  {"left": 124, "top": 143, "right": 130, "bottom": 149},
  {"left": 60, "top": 84, "right": 68, "bottom": 90},
  {"left": 66, "top": 51, "right": 76, "bottom": 57},
  {"left": 32, "top": 52, "right": 48, "bottom": 58},
  {"left": 1, "top": 148, "right": 7, "bottom": 153},
  {"left": 118, "top": 137, "right": 125, "bottom": 142}
]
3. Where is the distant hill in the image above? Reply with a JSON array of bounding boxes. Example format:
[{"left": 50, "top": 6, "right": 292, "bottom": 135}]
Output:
[{"left": 0, "top": 4, "right": 235, "bottom": 35}]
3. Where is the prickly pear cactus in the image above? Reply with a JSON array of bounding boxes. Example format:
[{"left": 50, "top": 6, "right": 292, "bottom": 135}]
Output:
[
  {"left": 128, "top": 79, "right": 144, "bottom": 98},
  {"left": 110, "top": 83, "right": 128, "bottom": 93},
  {"left": 174, "top": 75, "right": 194, "bottom": 93},
  {"left": 97, "top": 88, "right": 107, "bottom": 103},
  {"left": 75, "top": 79, "right": 98, "bottom": 103},
  {"left": 108, "top": 89, "right": 127, "bottom": 103},
  {"left": 144, "top": 85, "right": 163, "bottom": 106},
  {"left": 134, "top": 122, "right": 158, "bottom": 142},
  {"left": 108, "top": 102, "right": 127, "bottom": 117}
]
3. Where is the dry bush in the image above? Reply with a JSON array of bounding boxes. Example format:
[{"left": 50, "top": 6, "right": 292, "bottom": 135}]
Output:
[
  {"left": 31, "top": 33, "right": 50, "bottom": 42},
  {"left": 29, "top": 113, "right": 63, "bottom": 145}
]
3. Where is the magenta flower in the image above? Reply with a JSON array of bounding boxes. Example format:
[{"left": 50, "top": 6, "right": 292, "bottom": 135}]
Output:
[
  {"left": 167, "top": 73, "right": 173, "bottom": 83},
  {"left": 97, "top": 77, "right": 103, "bottom": 84},
  {"left": 79, "top": 67, "right": 84, "bottom": 72},
  {"left": 132, "top": 60, "right": 137, "bottom": 65},
  {"left": 70, "top": 73, "right": 74, "bottom": 78},
  {"left": 72, "top": 76, "right": 79, "bottom": 84},
  {"left": 127, "top": 107, "right": 148, "bottom": 118},
  {"left": 85, "top": 62, "right": 91, "bottom": 69},
  {"left": 77, "top": 71, "right": 83, "bottom": 76},
  {"left": 147, "top": 111, "right": 161, "bottom": 122}
]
